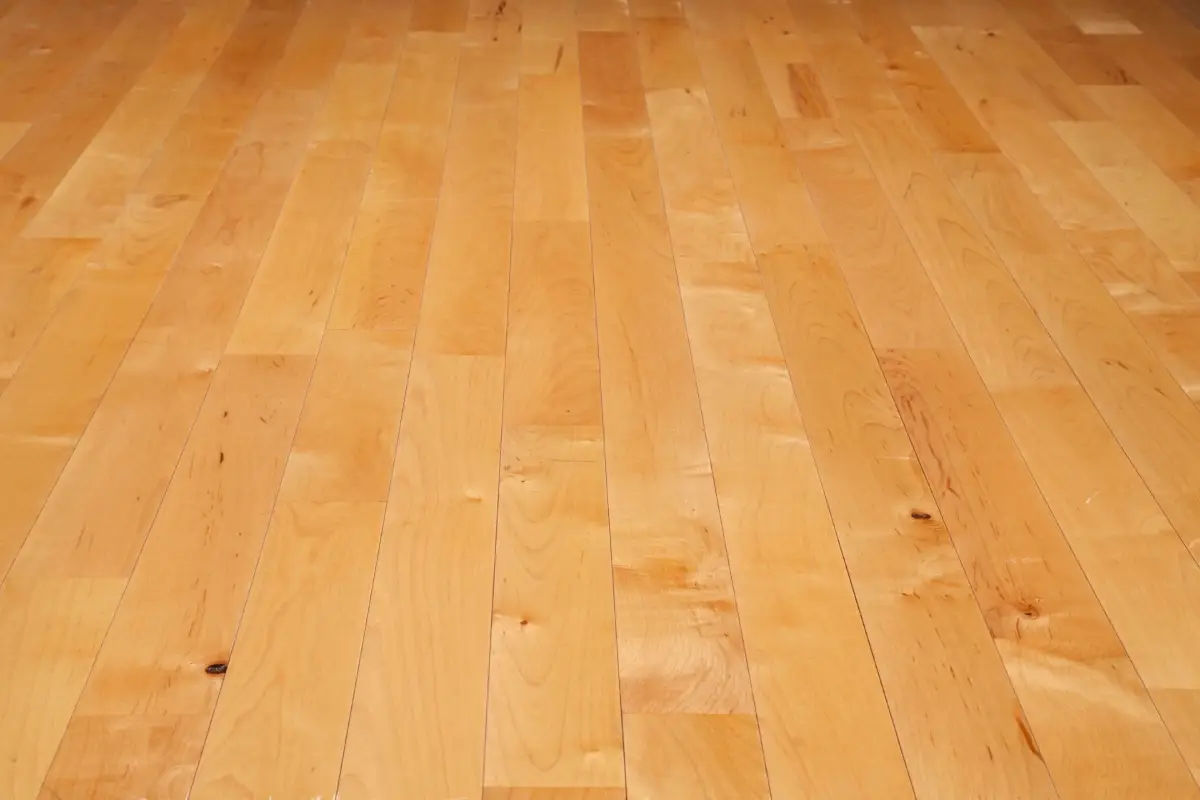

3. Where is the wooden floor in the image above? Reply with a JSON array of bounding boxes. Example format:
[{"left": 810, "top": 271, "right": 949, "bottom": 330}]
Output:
[{"left": 5, "top": 0, "right": 1200, "bottom": 797}]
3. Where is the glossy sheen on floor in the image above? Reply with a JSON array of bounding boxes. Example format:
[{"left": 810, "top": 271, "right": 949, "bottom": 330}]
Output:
[{"left": 3, "top": 0, "right": 1200, "bottom": 797}]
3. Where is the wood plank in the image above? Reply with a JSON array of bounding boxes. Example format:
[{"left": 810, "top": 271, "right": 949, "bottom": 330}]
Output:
[
  {"left": 646, "top": 83, "right": 913, "bottom": 797},
  {"left": 338, "top": 22, "right": 518, "bottom": 799},
  {"left": 1085, "top": 84, "right": 1200, "bottom": 206},
  {"left": 328, "top": 34, "right": 459, "bottom": 331},
  {"left": 624, "top": 714, "right": 769, "bottom": 799},
  {"left": 188, "top": 500, "right": 384, "bottom": 800},
  {"left": 5, "top": 3, "right": 357, "bottom": 795},
  {"left": 225, "top": 141, "right": 372, "bottom": 355},
  {"left": 484, "top": 224, "right": 625, "bottom": 792},
  {"left": 36, "top": 355, "right": 312, "bottom": 800},
  {"left": 0, "top": 192, "right": 202, "bottom": 581},
  {"left": 855, "top": 1, "right": 1000, "bottom": 153},
  {"left": 849, "top": 108, "right": 1200, "bottom": 798},
  {"left": 1054, "top": 119, "right": 1200, "bottom": 275},
  {"left": 483, "top": 13, "right": 624, "bottom": 791},
  {"left": 22, "top": 0, "right": 250, "bottom": 238},
  {"left": 915, "top": 24, "right": 1135, "bottom": 233},
  {"left": 581, "top": 31, "right": 754, "bottom": 715},
  {"left": 689, "top": 28, "right": 1056, "bottom": 794},
  {"left": 0, "top": 0, "right": 184, "bottom": 240},
  {"left": 0, "top": 237, "right": 98, "bottom": 381}
]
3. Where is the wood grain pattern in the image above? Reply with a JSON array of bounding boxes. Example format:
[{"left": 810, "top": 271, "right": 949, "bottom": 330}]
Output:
[{"left": 6, "top": 0, "right": 1200, "bottom": 796}]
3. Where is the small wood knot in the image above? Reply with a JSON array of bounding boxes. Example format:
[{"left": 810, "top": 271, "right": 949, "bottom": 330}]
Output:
[
  {"left": 519, "top": 618, "right": 529, "bottom": 627},
  {"left": 205, "top": 662, "right": 228, "bottom": 675},
  {"left": 1018, "top": 604, "right": 1039, "bottom": 620},
  {"left": 911, "top": 510, "right": 932, "bottom": 520}
]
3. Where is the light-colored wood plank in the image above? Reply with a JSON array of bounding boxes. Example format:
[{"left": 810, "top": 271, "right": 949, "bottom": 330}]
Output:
[
  {"left": 916, "top": 25, "right": 1135, "bottom": 233},
  {"left": 1054, "top": 119, "right": 1200, "bottom": 275},
  {"left": 581, "top": 30, "right": 756, "bottom": 718},
  {"left": 624, "top": 714, "right": 769, "bottom": 799},
  {"left": 0, "top": 0, "right": 184, "bottom": 240},
  {"left": 338, "top": 22, "right": 518, "bottom": 799},
  {"left": 188, "top": 501, "right": 383, "bottom": 800},
  {"left": 24, "top": 355, "right": 312, "bottom": 800},
  {"left": 484, "top": 224, "right": 624, "bottom": 791},
  {"left": 0, "top": 237, "right": 98, "bottom": 380},
  {"left": 22, "top": 0, "right": 250, "bottom": 238},
  {"left": 646, "top": 83, "right": 913, "bottom": 797},
  {"left": 187, "top": 337, "right": 410, "bottom": 800},
  {"left": 850, "top": 108, "right": 1200, "bottom": 798},
  {"left": 0, "top": 192, "right": 202, "bottom": 580},
  {"left": 226, "top": 141, "right": 372, "bottom": 355},
  {"left": 692, "top": 32, "right": 1056, "bottom": 794},
  {"left": 1085, "top": 84, "right": 1200, "bottom": 206},
  {"left": 484, "top": 14, "right": 624, "bottom": 790}
]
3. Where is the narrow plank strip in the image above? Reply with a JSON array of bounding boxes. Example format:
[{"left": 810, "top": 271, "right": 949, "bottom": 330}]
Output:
[
  {"left": 483, "top": 225, "right": 624, "bottom": 791},
  {"left": 339, "top": 20, "right": 519, "bottom": 798},
  {"left": 581, "top": 26, "right": 766, "bottom": 794},
  {"left": 483, "top": 12, "right": 625, "bottom": 791}
]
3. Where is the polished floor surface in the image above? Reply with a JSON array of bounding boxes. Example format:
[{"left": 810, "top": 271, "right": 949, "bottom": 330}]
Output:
[{"left": 3, "top": 0, "right": 1200, "bottom": 797}]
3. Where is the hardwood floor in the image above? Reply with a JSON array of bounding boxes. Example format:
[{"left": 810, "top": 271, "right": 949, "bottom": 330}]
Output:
[{"left": 2, "top": 0, "right": 1200, "bottom": 797}]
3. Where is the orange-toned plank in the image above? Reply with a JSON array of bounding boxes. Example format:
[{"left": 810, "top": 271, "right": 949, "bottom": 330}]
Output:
[
  {"left": 647, "top": 83, "right": 914, "bottom": 796},
  {"left": 226, "top": 142, "right": 372, "bottom": 355},
  {"left": 849, "top": 109, "right": 1200, "bottom": 797},
  {"left": 37, "top": 356, "right": 312, "bottom": 800},
  {"left": 23, "top": 0, "right": 250, "bottom": 238},
  {"left": 0, "top": 0, "right": 183, "bottom": 239},
  {"left": 484, "top": 15, "right": 624, "bottom": 791},
  {"left": 624, "top": 715, "right": 769, "bottom": 799},
  {"left": 0, "top": 237, "right": 97, "bottom": 380},
  {"left": 581, "top": 30, "right": 755, "bottom": 717},
  {"left": 691, "top": 27, "right": 1054, "bottom": 795},
  {"left": 635, "top": 18, "right": 704, "bottom": 91},
  {"left": 1054, "top": 120, "right": 1200, "bottom": 277},
  {"left": 0, "top": 193, "right": 202, "bottom": 580},
  {"left": 339, "top": 23, "right": 518, "bottom": 799},
  {"left": 0, "top": 123, "right": 27, "bottom": 158},
  {"left": 854, "top": 1, "right": 999, "bottom": 153}
]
